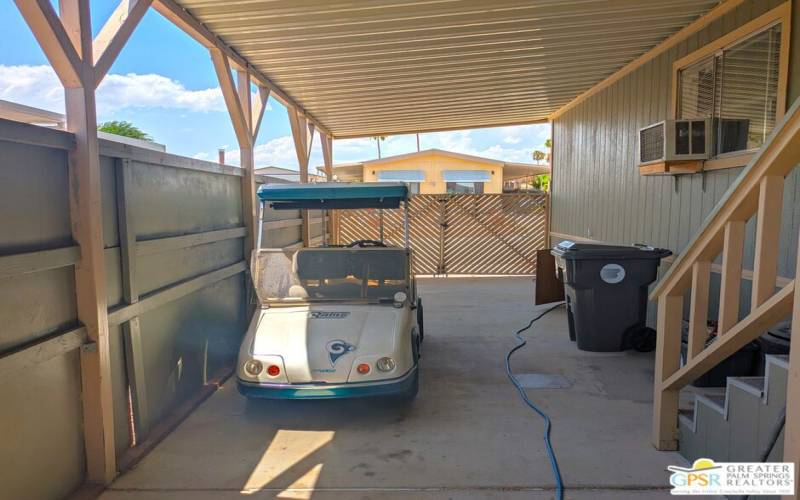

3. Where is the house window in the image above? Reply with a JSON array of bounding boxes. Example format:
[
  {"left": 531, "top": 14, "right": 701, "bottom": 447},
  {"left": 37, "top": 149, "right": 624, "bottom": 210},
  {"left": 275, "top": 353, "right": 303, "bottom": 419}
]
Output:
[
  {"left": 446, "top": 182, "right": 484, "bottom": 194},
  {"left": 442, "top": 169, "right": 491, "bottom": 194},
  {"left": 676, "top": 20, "right": 784, "bottom": 156},
  {"left": 376, "top": 169, "right": 424, "bottom": 196}
]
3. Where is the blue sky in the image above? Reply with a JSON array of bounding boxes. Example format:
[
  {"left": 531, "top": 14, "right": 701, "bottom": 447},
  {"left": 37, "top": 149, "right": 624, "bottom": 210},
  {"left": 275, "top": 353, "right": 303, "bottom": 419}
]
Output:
[{"left": 0, "top": 2, "right": 550, "bottom": 171}]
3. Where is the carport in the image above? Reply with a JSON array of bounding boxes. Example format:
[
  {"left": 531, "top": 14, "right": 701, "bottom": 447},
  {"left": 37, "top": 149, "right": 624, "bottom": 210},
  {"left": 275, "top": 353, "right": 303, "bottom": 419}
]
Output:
[{"left": 2, "top": 1, "right": 750, "bottom": 499}]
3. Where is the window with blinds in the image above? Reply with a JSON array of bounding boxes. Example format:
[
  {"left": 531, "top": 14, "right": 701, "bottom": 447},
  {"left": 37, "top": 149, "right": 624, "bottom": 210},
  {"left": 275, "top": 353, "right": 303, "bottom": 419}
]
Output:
[{"left": 677, "top": 23, "right": 782, "bottom": 155}]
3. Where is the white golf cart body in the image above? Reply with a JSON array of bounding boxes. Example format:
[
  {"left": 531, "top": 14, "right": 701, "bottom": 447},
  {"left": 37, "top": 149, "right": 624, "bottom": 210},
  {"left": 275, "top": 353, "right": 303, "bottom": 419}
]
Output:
[{"left": 237, "top": 183, "right": 420, "bottom": 399}]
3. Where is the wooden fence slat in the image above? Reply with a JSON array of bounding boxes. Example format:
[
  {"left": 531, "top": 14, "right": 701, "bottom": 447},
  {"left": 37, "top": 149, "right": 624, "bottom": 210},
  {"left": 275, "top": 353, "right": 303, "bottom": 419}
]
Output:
[{"left": 336, "top": 194, "right": 548, "bottom": 275}]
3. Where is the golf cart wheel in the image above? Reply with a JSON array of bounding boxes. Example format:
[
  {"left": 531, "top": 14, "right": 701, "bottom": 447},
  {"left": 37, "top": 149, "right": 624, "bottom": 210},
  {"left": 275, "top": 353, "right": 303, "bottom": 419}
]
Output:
[{"left": 416, "top": 298, "right": 424, "bottom": 343}]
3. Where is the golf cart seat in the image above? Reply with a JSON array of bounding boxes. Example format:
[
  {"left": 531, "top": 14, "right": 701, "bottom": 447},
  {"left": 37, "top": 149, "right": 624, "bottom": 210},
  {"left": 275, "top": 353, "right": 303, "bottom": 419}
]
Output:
[{"left": 252, "top": 250, "right": 304, "bottom": 300}]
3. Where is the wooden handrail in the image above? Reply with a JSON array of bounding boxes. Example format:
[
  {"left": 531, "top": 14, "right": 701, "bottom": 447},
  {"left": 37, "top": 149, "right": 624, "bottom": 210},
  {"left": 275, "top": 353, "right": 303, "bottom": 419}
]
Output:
[{"left": 651, "top": 98, "right": 800, "bottom": 453}]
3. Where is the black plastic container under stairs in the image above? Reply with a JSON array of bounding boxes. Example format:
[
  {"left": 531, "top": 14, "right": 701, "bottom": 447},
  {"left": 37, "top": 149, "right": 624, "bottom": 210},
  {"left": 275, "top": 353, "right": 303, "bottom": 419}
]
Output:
[{"left": 552, "top": 241, "right": 672, "bottom": 352}]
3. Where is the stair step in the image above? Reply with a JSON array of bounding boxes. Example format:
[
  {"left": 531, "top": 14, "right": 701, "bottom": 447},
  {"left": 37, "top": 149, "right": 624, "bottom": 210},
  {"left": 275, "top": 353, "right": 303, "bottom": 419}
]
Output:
[
  {"left": 696, "top": 393, "right": 726, "bottom": 415},
  {"left": 766, "top": 354, "right": 789, "bottom": 369},
  {"left": 678, "top": 409, "right": 694, "bottom": 428},
  {"left": 728, "top": 376, "right": 765, "bottom": 397}
]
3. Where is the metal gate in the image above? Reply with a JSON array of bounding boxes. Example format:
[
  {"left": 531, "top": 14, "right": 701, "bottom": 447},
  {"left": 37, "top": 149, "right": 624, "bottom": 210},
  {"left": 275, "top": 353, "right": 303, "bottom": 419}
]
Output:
[{"left": 336, "top": 193, "right": 548, "bottom": 275}]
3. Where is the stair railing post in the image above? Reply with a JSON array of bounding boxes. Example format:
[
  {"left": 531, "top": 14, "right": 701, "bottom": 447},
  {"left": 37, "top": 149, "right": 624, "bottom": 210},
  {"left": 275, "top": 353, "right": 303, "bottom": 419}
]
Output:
[
  {"left": 781, "top": 230, "right": 800, "bottom": 500},
  {"left": 687, "top": 260, "right": 711, "bottom": 359},
  {"left": 718, "top": 220, "right": 746, "bottom": 335},
  {"left": 653, "top": 292, "right": 684, "bottom": 450}
]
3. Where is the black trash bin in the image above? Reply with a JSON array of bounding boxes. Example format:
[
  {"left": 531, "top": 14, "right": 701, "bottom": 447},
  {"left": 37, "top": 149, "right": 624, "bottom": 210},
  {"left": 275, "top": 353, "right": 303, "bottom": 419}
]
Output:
[{"left": 552, "top": 241, "right": 672, "bottom": 352}]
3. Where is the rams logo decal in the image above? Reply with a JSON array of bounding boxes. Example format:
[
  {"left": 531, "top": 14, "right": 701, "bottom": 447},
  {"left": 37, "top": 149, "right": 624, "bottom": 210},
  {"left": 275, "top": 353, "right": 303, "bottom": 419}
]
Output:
[{"left": 326, "top": 340, "right": 356, "bottom": 366}]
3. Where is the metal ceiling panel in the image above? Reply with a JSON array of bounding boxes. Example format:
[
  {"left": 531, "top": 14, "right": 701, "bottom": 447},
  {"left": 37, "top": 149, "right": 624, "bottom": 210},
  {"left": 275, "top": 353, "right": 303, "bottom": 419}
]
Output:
[{"left": 172, "top": 0, "right": 722, "bottom": 137}]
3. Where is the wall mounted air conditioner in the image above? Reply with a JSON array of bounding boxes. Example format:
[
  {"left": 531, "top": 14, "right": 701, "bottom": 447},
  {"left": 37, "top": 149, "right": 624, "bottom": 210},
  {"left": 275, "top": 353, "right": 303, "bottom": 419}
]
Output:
[{"left": 638, "top": 119, "right": 713, "bottom": 165}]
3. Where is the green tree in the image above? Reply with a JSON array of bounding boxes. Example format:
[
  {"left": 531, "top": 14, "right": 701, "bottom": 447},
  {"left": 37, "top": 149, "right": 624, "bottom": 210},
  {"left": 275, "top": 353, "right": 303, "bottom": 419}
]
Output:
[
  {"left": 532, "top": 174, "right": 550, "bottom": 192},
  {"left": 532, "top": 150, "right": 546, "bottom": 163},
  {"left": 544, "top": 138, "right": 552, "bottom": 149},
  {"left": 98, "top": 121, "right": 152, "bottom": 141}
]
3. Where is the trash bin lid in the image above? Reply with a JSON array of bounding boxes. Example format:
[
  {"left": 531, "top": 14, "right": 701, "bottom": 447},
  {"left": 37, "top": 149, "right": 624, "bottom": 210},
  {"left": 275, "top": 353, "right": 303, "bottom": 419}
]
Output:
[{"left": 552, "top": 241, "right": 672, "bottom": 260}]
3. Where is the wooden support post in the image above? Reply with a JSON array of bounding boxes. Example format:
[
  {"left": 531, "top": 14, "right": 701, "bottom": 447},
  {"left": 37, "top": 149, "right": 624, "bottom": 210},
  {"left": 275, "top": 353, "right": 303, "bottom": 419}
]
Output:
[
  {"left": 62, "top": 0, "right": 117, "bottom": 484},
  {"left": 783, "top": 233, "right": 800, "bottom": 500},
  {"left": 288, "top": 107, "right": 313, "bottom": 247},
  {"left": 209, "top": 50, "right": 269, "bottom": 262},
  {"left": 15, "top": 0, "right": 151, "bottom": 483},
  {"left": 652, "top": 293, "right": 684, "bottom": 450},
  {"left": 115, "top": 160, "right": 149, "bottom": 440},
  {"left": 236, "top": 69, "right": 256, "bottom": 260},
  {"left": 321, "top": 133, "right": 335, "bottom": 243},
  {"left": 718, "top": 220, "right": 745, "bottom": 335},
  {"left": 751, "top": 175, "right": 784, "bottom": 308},
  {"left": 687, "top": 260, "right": 710, "bottom": 359}
]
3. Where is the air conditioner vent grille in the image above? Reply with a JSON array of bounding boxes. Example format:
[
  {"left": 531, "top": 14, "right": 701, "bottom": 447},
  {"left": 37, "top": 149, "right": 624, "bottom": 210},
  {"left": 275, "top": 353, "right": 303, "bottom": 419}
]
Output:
[{"left": 640, "top": 123, "right": 665, "bottom": 163}]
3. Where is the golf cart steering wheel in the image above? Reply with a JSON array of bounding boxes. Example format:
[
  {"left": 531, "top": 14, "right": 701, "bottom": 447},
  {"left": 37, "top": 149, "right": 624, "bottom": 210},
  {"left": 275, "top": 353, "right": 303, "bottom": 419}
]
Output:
[{"left": 347, "top": 239, "right": 387, "bottom": 248}]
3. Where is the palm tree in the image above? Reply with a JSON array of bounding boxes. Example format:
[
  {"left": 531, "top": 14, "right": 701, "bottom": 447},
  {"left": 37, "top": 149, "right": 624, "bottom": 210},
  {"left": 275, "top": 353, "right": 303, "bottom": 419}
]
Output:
[
  {"left": 532, "top": 150, "right": 546, "bottom": 164},
  {"left": 373, "top": 136, "right": 387, "bottom": 158}
]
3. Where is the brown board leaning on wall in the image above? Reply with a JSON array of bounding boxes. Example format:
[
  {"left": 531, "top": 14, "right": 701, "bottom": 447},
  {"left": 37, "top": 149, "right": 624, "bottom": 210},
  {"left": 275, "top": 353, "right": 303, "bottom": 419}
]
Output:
[{"left": 535, "top": 250, "right": 565, "bottom": 305}]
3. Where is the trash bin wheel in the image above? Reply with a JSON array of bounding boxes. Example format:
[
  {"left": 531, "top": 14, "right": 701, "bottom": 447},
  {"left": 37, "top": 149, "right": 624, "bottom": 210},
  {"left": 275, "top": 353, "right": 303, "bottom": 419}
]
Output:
[{"left": 627, "top": 326, "right": 657, "bottom": 352}]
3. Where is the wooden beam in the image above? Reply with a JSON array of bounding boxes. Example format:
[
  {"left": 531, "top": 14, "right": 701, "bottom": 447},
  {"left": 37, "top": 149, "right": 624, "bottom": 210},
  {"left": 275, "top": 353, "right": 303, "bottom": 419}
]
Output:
[
  {"left": 114, "top": 159, "right": 149, "bottom": 438},
  {"left": 14, "top": 0, "right": 82, "bottom": 87},
  {"left": 549, "top": 0, "right": 746, "bottom": 121},
  {"left": 236, "top": 69, "right": 258, "bottom": 261},
  {"left": 288, "top": 107, "right": 312, "bottom": 247},
  {"left": 58, "top": 0, "right": 117, "bottom": 484},
  {"left": 0, "top": 246, "right": 80, "bottom": 279},
  {"left": 210, "top": 48, "right": 250, "bottom": 148},
  {"left": 150, "top": 0, "right": 331, "bottom": 138},
  {"left": 783, "top": 235, "right": 800, "bottom": 500},
  {"left": 321, "top": 134, "right": 333, "bottom": 180},
  {"left": 107, "top": 261, "right": 246, "bottom": 326},
  {"left": 663, "top": 281, "right": 795, "bottom": 391},
  {"left": 93, "top": 0, "right": 153, "bottom": 85},
  {"left": 251, "top": 85, "right": 270, "bottom": 140},
  {"left": 718, "top": 220, "right": 745, "bottom": 335},
  {"left": 687, "top": 260, "right": 710, "bottom": 360},
  {"left": 0, "top": 326, "right": 87, "bottom": 382},
  {"left": 751, "top": 175, "right": 784, "bottom": 309},
  {"left": 321, "top": 133, "right": 335, "bottom": 242},
  {"left": 652, "top": 293, "right": 684, "bottom": 450},
  {"left": 136, "top": 227, "right": 246, "bottom": 256}
]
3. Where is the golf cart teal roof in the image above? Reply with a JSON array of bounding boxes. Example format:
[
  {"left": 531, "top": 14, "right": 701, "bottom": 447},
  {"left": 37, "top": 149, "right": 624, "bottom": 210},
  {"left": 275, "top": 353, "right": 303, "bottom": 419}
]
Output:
[{"left": 257, "top": 182, "right": 409, "bottom": 210}]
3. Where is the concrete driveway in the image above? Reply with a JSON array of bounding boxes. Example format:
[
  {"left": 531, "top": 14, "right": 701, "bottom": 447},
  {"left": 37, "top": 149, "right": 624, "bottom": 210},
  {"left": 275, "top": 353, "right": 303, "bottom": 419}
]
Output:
[{"left": 101, "top": 277, "right": 686, "bottom": 499}]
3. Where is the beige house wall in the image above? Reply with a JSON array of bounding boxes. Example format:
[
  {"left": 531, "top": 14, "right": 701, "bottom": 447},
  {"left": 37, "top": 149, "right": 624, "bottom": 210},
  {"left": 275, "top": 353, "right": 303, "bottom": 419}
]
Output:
[{"left": 361, "top": 152, "right": 503, "bottom": 194}]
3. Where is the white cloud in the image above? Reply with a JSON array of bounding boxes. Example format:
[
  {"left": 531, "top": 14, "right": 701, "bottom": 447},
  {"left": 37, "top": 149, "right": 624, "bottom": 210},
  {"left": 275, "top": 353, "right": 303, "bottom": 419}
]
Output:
[
  {"left": 0, "top": 64, "right": 272, "bottom": 117},
  {"left": 192, "top": 152, "right": 210, "bottom": 160},
  {"left": 503, "top": 136, "right": 521, "bottom": 144}
]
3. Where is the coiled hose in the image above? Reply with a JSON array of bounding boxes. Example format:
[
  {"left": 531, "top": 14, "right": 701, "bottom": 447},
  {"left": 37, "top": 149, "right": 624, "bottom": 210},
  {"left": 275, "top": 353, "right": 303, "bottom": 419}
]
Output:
[{"left": 505, "top": 302, "right": 566, "bottom": 500}]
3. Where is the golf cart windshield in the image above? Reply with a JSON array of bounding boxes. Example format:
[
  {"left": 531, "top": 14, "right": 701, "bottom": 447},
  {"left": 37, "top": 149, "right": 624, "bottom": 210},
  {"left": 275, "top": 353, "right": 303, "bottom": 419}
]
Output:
[{"left": 253, "top": 247, "right": 409, "bottom": 304}]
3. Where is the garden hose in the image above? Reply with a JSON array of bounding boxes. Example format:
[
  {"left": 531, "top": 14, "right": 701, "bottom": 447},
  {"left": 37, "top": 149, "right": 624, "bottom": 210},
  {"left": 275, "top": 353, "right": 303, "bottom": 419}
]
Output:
[{"left": 505, "top": 302, "right": 566, "bottom": 500}]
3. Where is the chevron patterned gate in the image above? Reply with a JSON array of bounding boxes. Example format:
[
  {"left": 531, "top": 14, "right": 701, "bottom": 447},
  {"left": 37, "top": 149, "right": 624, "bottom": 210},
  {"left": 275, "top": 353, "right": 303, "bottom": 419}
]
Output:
[{"left": 336, "top": 193, "right": 548, "bottom": 275}]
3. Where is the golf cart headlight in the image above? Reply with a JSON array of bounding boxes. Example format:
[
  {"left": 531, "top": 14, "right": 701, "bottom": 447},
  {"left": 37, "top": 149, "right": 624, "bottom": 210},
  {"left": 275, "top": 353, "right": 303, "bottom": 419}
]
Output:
[
  {"left": 244, "top": 359, "right": 263, "bottom": 376},
  {"left": 393, "top": 291, "right": 407, "bottom": 307},
  {"left": 376, "top": 357, "right": 396, "bottom": 372}
]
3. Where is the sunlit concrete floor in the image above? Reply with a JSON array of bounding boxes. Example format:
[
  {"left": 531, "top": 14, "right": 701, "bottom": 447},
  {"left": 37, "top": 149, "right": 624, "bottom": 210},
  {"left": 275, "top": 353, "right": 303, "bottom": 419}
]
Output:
[{"left": 101, "top": 277, "right": 690, "bottom": 500}]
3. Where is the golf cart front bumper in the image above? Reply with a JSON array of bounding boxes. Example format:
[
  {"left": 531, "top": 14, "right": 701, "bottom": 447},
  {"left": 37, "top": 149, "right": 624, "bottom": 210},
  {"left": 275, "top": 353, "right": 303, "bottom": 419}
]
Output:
[{"left": 237, "top": 365, "right": 417, "bottom": 400}]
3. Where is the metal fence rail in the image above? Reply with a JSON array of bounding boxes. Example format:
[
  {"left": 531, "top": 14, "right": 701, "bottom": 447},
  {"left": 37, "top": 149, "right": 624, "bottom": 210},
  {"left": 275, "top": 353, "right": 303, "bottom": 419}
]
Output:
[{"left": 337, "top": 193, "right": 548, "bottom": 275}]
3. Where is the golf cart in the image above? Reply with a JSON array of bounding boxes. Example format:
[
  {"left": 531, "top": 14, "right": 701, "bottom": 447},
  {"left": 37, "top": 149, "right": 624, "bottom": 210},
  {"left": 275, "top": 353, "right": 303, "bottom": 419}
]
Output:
[{"left": 237, "top": 182, "right": 422, "bottom": 400}]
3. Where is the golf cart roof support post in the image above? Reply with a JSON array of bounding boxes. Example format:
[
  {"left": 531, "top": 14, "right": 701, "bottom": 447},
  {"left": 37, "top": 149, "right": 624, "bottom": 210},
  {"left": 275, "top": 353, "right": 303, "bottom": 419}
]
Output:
[
  {"left": 404, "top": 200, "right": 410, "bottom": 249},
  {"left": 256, "top": 199, "right": 265, "bottom": 252},
  {"left": 379, "top": 208, "right": 385, "bottom": 243}
]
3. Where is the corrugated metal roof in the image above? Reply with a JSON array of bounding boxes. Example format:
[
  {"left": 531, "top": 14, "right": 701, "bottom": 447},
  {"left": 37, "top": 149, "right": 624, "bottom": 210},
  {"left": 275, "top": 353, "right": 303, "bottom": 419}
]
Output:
[{"left": 173, "top": 0, "right": 722, "bottom": 137}]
